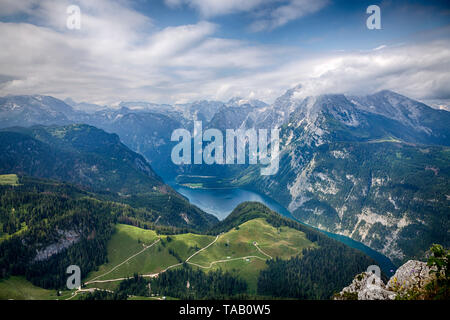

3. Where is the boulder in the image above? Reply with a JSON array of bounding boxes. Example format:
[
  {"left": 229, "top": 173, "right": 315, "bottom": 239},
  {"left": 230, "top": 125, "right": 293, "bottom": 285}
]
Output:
[
  {"left": 334, "top": 271, "right": 395, "bottom": 300},
  {"left": 334, "top": 259, "right": 436, "bottom": 300},
  {"left": 387, "top": 260, "right": 435, "bottom": 294}
]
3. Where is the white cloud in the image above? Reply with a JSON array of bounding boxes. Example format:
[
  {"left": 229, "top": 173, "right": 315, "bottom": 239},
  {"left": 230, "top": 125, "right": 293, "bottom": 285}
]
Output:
[
  {"left": 0, "top": 0, "right": 449, "bottom": 106},
  {"left": 164, "top": 0, "right": 266, "bottom": 17},
  {"left": 165, "top": 0, "right": 328, "bottom": 31},
  {"left": 0, "top": 0, "right": 278, "bottom": 104},
  {"left": 250, "top": 0, "right": 329, "bottom": 31},
  {"left": 199, "top": 39, "right": 450, "bottom": 103},
  {"left": 0, "top": 0, "right": 36, "bottom": 16}
]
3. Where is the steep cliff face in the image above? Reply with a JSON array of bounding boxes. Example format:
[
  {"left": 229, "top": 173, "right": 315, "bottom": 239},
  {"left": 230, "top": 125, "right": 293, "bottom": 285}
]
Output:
[
  {"left": 33, "top": 230, "right": 81, "bottom": 262},
  {"left": 244, "top": 137, "right": 449, "bottom": 265},
  {"left": 235, "top": 90, "right": 450, "bottom": 266},
  {"left": 334, "top": 260, "right": 437, "bottom": 300},
  {"left": 282, "top": 142, "right": 448, "bottom": 265}
]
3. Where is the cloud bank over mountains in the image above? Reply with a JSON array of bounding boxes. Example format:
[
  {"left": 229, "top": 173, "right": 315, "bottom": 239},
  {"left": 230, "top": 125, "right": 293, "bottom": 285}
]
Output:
[{"left": 0, "top": 0, "right": 448, "bottom": 107}]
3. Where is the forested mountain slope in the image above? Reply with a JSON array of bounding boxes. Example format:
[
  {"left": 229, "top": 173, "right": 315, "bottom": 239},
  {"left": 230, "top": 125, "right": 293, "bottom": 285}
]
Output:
[{"left": 0, "top": 125, "right": 218, "bottom": 231}]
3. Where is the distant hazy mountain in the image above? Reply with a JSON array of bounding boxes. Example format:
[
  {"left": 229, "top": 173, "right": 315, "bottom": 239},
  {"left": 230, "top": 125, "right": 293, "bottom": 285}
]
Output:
[
  {"left": 207, "top": 105, "right": 255, "bottom": 130},
  {"left": 90, "top": 110, "right": 185, "bottom": 178},
  {"left": 0, "top": 95, "right": 76, "bottom": 128},
  {"left": 225, "top": 97, "right": 268, "bottom": 109},
  {"left": 0, "top": 124, "right": 162, "bottom": 193},
  {"left": 349, "top": 90, "right": 450, "bottom": 145},
  {"left": 175, "top": 100, "right": 225, "bottom": 122},
  {"left": 64, "top": 98, "right": 108, "bottom": 114}
]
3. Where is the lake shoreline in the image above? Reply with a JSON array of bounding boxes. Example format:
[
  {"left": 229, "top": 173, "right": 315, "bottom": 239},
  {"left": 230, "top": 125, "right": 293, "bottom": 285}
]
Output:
[{"left": 168, "top": 180, "right": 397, "bottom": 276}]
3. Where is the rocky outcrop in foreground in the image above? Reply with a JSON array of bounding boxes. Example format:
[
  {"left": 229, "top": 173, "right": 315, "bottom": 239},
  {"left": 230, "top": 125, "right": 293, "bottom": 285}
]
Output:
[{"left": 334, "top": 260, "right": 436, "bottom": 300}]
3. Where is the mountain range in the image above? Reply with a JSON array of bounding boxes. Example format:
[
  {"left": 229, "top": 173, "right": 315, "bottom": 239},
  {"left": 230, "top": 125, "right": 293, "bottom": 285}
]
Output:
[{"left": 0, "top": 86, "right": 448, "bottom": 266}]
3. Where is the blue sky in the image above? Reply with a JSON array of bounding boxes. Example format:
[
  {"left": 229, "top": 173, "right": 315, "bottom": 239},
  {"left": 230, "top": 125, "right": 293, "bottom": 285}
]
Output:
[
  {"left": 0, "top": 0, "right": 449, "bottom": 107},
  {"left": 134, "top": 0, "right": 449, "bottom": 49}
]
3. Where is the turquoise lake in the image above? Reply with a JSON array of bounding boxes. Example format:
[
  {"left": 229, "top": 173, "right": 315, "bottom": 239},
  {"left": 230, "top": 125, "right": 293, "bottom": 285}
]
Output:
[{"left": 170, "top": 182, "right": 397, "bottom": 276}]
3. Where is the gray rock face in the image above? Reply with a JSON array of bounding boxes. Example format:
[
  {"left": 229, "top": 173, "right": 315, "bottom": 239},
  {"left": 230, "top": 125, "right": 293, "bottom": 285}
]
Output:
[
  {"left": 334, "top": 260, "right": 436, "bottom": 300},
  {"left": 33, "top": 230, "right": 80, "bottom": 262},
  {"left": 334, "top": 271, "right": 396, "bottom": 300},
  {"left": 358, "top": 286, "right": 397, "bottom": 300},
  {"left": 387, "top": 260, "right": 436, "bottom": 293}
]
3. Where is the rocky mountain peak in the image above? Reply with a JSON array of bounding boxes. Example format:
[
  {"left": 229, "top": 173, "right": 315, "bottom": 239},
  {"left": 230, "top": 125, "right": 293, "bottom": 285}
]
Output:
[{"left": 226, "top": 97, "right": 268, "bottom": 108}]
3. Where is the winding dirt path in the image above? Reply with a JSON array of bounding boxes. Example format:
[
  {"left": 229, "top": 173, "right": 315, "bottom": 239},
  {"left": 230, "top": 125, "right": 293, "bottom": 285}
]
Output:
[
  {"left": 86, "top": 238, "right": 161, "bottom": 284},
  {"left": 253, "top": 241, "right": 273, "bottom": 259},
  {"left": 72, "top": 233, "right": 273, "bottom": 299}
]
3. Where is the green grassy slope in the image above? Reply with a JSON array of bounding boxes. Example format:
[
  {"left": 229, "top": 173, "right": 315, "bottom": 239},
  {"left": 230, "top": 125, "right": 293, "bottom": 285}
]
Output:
[
  {"left": 0, "top": 174, "right": 19, "bottom": 186},
  {"left": 84, "top": 218, "right": 315, "bottom": 294},
  {"left": 85, "top": 224, "right": 216, "bottom": 283},
  {"left": 188, "top": 218, "right": 315, "bottom": 293},
  {"left": 0, "top": 276, "right": 72, "bottom": 300},
  {"left": 1, "top": 202, "right": 377, "bottom": 300}
]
